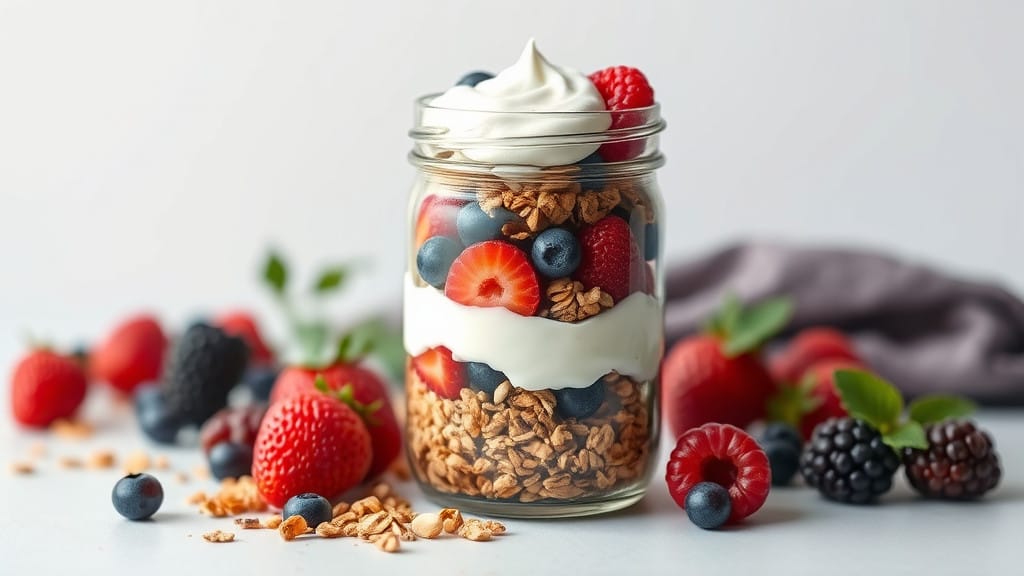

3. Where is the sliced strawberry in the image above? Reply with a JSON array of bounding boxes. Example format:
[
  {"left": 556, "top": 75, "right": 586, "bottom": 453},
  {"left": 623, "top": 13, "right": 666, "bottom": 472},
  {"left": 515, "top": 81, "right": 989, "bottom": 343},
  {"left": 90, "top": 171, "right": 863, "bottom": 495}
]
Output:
[
  {"left": 411, "top": 346, "right": 466, "bottom": 400},
  {"left": 415, "top": 195, "right": 464, "bottom": 248},
  {"left": 444, "top": 240, "right": 540, "bottom": 316}
]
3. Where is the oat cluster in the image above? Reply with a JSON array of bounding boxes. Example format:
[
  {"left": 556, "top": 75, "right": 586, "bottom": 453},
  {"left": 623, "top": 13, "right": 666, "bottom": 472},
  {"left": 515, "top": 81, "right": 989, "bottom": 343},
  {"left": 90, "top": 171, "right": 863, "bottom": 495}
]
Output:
[
  {"left": 408, "top": 371, "right": 653, "bottom": 503},
  {"left": 540, "top": 278, "right": 614, "bottom": 322},
  {"left": 191, "top": 476, "right": 268, "bottom": 517}
]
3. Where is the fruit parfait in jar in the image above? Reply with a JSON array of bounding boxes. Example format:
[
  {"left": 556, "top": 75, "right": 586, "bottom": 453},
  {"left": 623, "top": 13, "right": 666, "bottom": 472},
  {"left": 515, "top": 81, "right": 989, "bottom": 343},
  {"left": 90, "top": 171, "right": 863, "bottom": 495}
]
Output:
[{"left": 405, "top": 39, "right": 666, "bottom": 518}]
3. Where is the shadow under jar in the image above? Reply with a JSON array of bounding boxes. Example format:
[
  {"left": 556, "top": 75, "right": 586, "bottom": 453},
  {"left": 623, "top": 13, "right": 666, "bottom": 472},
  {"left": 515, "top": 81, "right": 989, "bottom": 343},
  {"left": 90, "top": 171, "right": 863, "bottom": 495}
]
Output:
[{"left": 404, "top": 97, "right": 666, "bottom": 518}]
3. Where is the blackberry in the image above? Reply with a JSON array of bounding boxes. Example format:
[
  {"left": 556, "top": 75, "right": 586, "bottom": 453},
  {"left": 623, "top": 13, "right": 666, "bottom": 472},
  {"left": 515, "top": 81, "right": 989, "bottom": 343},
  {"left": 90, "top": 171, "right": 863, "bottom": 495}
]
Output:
[
  {"left": 903, "top": 420, "right": 1001, "bottom": 500},
  {"left": 161, "top": 323, "right": 248, "bottom": 426},
  {"left": 799, "top": 417, "right": 900, "bottom": 504}
]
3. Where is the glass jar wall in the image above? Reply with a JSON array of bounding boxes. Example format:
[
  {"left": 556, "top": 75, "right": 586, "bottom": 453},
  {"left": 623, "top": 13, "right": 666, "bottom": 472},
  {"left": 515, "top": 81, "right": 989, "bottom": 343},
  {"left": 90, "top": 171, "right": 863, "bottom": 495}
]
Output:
[{"left": 404, "top": 100, "right": 666, "bottom": 517}]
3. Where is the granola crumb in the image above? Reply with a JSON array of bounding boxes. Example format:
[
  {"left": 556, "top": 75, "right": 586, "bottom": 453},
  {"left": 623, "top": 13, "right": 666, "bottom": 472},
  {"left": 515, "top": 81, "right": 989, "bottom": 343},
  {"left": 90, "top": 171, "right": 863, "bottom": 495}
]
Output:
[
  {"left": 438, "top": 508, "right": 463, "bottom": 534},
  {"left": 28, "top": 442, "right": 47, "bottom": 459},
  {"left": 374, "top": 532, "right": 400, "bottom": 553},
  {"left": 233, "top": 518, "right": 261, "bottom": 529},
  {"left": 50, "top": 418, "right": 94, "bottom": 439},
  {"left": 263, "top": 514, "right": 283, "bottom": 529},
  {"left": 279, "top": 515, "right": 309, "bottom": 541},
  {"left": 186, "top": 491, "right": 207, "bottom": 505},
  {"left": 191, "top": 464, "right": 210, "bottom": 481},
  {"left": 153, "top": 455, "right": 170, "bottom": 470},
  {"left": 457, "top": 519, "right": 493, "bottom": 542},
  {"left": 122, "top": 451, "right": 150, "bottom": 474},
  {"left": 174, "top": 472, "right": 189, "bottom": 484},
  {"left": 331, "top": 501, "right": 350, "bottom": 518},
  {"left": 409, "top": 512, "right": 443, "bottom": 539},
  {"left": 87, "top": 450, "right": 116, "bottom": 469},
  {"left": 8, "top": 461, "right": 34, "bottom": 475},
  {"left": 57, "top": 456, "right": 83, "bottom": 469},
  {"left": 202, "top": 530, "right": 235, "bottom": 543}
]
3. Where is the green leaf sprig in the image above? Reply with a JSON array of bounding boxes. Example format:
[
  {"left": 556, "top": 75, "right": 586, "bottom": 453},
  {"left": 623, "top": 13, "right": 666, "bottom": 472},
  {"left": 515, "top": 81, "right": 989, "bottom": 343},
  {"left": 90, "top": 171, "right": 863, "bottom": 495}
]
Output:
[
  {"left": 706, "top": 294, "right": 794, "bottom": 357},
  {"left": 834, "top": 369, "right": 978, "bottom": 451}
]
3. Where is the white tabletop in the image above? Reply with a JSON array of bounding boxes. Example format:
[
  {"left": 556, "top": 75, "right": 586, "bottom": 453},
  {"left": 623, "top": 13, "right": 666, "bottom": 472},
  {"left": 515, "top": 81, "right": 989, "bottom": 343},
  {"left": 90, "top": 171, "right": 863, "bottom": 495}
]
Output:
[{"left": 1, "top": 386, "right": 1020, "bottom": 576}]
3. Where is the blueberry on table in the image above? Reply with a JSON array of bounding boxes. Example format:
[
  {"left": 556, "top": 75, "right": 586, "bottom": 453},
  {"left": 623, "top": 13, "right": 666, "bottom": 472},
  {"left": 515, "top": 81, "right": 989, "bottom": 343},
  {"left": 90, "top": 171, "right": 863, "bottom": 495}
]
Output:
[
  {"left": 283, "top": 493, "right": 333, "bottom": 527},
  {"left": 761, "top": 422, "right": 802, "bottom": 453},
  {"left": 417, "top": 236, "right": 463, "bottom": 288},
  {"left": 133, "top": 383, "right": 164, "bottom": 414},
  {"left": 531, "top": 227, "right": 582, "bottom": 278},
  {"left": 685, "top": 482, "right": 732, "bottom": 530},
  {"left": 208, "top": 441, "right": 254, "bottom": 480},
  {"left": 466, "top": 362, "right": 508, "bottom": 395},
  {"left": 136, "top": 393, "right": 183, "bottom": 445},
  {"left": 457, "top": 203, "right": 518, "bottom": 246},
  {"left": 763, "top": 439, "right": 800, "bottom": 486},
  {"left": 456, "top": 71, "right": 494, "bottom": 87},
  {"left": 112, "top": 473, "right": 164, "bottom": 520},
  {"left": 242, "top": 366, "right": 279, "bottom": 402},
  {"left": 553, "top": 379, "right": 606, "bottom": 420}
]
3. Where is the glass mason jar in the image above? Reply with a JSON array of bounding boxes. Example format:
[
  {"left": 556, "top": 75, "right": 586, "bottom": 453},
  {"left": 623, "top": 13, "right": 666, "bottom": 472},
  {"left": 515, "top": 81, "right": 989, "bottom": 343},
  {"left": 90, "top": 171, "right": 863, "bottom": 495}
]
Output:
[{"left": 404, "top": 97, "right": 666, "bottom": 518}]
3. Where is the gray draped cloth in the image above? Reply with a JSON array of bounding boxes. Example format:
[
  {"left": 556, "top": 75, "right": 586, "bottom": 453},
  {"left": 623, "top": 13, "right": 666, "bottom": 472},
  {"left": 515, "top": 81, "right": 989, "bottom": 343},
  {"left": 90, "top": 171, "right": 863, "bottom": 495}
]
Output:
[{"left": 664, "top": 242, "right": 1024, "bottom": 406}]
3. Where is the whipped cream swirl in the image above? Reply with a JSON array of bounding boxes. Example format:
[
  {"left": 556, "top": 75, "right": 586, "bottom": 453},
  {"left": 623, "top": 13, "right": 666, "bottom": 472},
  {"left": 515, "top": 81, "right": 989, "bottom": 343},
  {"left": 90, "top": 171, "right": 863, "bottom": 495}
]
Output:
[{"left": 421, "top": 39, "right": 610, "bottom": 166}]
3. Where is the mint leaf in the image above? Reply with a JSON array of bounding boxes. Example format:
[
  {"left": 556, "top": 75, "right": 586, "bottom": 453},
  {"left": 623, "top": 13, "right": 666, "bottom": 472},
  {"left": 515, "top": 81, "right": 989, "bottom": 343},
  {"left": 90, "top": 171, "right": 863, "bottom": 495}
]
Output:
[
  {"left": 883, "top": 420, "right": 928, "bottom": 451},
  {"left": 834, "top": 369, "right": 903, "bottom": 431},
  {"left": 908, "top": 395, "right": 977, "bottom": 426},
  {"left": 313, "top": 266, "right": 348, "bottom": 294},
  {"left": 347, "top": 317, "right": 404, "bottom": 383},
  {"left": 722, "top": 297, "right": 793, "bottom": 357},
  {"left": 263, "top": 250, "right": 288, "bottom": 296}
]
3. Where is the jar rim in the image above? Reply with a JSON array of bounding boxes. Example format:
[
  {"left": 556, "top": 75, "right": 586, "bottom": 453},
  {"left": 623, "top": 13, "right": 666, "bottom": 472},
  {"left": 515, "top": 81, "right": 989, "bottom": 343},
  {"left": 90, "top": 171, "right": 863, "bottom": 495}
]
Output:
[{"left": 409, "top": 93, "right": 665, "bottom": 146}]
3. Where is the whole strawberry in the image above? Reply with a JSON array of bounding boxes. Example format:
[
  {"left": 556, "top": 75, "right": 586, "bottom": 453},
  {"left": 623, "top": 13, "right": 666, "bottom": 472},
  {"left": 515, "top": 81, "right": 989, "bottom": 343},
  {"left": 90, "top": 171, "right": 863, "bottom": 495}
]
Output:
[
  {"left": 588, "top": 66, "right": 655, "bottom": 162},
  {"left": 769, "top": 327, "right": 860, "bottom": 384},
  {"left": 575, "top": 216, "right": 645, "bottom": 303},
  {"left": 767, "top": 358, "right": 860, "bottom": 440},
  {"left": 252, "top": 391, "right": 372, "bottom": 508},
  {"left": 270, "top": 363, "right": 401, "bottom": 480},
  {"left": 662, "top": 296, "right": 791, "bottom": 438},
  {"left": 91, "top": 314, "right": 167, "bottom": 394},
  {"left": 11, "top": 350, "right": 88, "bottom": 427}
]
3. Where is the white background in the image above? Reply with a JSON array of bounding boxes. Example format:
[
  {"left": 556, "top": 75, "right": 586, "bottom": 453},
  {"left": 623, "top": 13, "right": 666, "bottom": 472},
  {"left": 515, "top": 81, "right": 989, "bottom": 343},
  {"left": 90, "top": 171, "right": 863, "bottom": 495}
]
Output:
[{"left": 1, "top": 0, "right": 1023, "bottom": 355}]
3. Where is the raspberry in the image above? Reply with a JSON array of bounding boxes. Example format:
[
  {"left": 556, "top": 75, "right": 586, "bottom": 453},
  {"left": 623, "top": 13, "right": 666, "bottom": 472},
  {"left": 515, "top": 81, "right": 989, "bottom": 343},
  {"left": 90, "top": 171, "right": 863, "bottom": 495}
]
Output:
[
  {"left": 588, "top": 66, "right": 655, "bottom": 162},
  {"left": 666, "top": 423, "right": 771, "bottom": 524},
  {"left": 800, "top": 417, "right": 900, "bottom": 504},
  {"left": 575, "top": 216, "right": 645, "bottom": 302},
  {"left": 902, "top": 420, "right": 1001, "bottom": 500}
]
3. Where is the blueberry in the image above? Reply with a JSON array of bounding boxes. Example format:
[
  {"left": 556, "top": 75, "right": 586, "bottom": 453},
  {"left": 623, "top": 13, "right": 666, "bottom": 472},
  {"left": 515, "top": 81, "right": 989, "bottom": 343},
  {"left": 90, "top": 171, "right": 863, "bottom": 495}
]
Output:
[
  {"left": 577, "top": 151, "right": 606, "bottom": 191},
  {"left": 579, "top": 151, "right": 604, "bottom": 164},
  {"left": 553, "top": 380, "right": 606, "bottom": 420},
  {"left": 417, "top": 236, "right": 463, "bottom": 288},
  {"left": 457, "top": 203, "right": 518, "bottom": 246},
  {"left": 643, "top": 222, "right": 659, "bottom": 261},
  {"left": 137, "top": 394, "right": 182, "bottom": 445},
  {"left": 283, "top": 493, "right": 333, "bottom": 527},
  {"left": 761, "top": 422, "right": 803, "bottom": 453},
  {"left": 112, "top": 473, "right": 164, "bottom": 520},
  {"left": 208, "top": 441, "right": 253, "bottom": 480},
  {"left": 763, "top": 439, "right": 800, "bottom": 486},
  {"left": 684, "top": 482, "right": 732, "bottom": 530},
  {"left": 531, "top": 228, "right": 581, "bottom": 278},
  {"left": 134, "top": 383, "right": 165, "bottom": 414},
  {"left": 456, "top": 71, "right": 494, "bottom": 87},
  {"left": 466, "top": 362, "right": 507, "bottom": 395},
  {"left": 242, "top": 365, "right": 279, "bottom": 402}
]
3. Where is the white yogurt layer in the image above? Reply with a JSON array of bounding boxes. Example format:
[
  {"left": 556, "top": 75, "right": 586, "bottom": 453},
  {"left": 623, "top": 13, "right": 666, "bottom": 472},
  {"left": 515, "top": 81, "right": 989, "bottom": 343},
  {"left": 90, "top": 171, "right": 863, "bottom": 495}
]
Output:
[
  {"left": 421, "top": 39, "right": 611, "bottom": 167},
  {"left": 403, "top": 273, "right": 663, "bottom": 391}
]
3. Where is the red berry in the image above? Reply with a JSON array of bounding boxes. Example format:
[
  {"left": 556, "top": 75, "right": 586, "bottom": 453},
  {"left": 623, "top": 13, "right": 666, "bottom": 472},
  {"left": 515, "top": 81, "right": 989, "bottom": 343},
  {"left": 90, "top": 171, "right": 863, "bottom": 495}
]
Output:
[
  {"left": 575, "top": 216, "right": 645, "bottom": 303},
  {"left": 415, "top": 195, "right": 464, "bottom": 248},
  {"left": 270, "top": 364, "right": 402, "bottom": 480},
  {"left": 252, "top": 393, "right": 372, "bottom": 509},
  {"left": 769, "top": 327, "right": 860, "bottom": 384},
  {"left": 215, "top": 311, "right": 274, "bottom": 365},
  {"left": 444, "top": 241, "right": 540, "bottom": 316},
  {"left": 662, "top": 335, "right": 775, "bottom": 438},
  {"left": 199, "top": 404, "right": 267, "bottom": 454},
  {"left": 10, "top": 350, "right": 88, "bottom": 427},
  {"left": 796, "top": 359, "right": 858, "bottom": 439},
  {"left": 666, "top": 423, "right": 771, "bottom": 524},
  {"left": 91, "top": 314, "right": 167, "bottom": 394},
  {"left": 411, "top": 346, "right": 466, "bottom": 400},
  {"left": 588, "top": 66, "right": 655, "bottom": 162}
]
